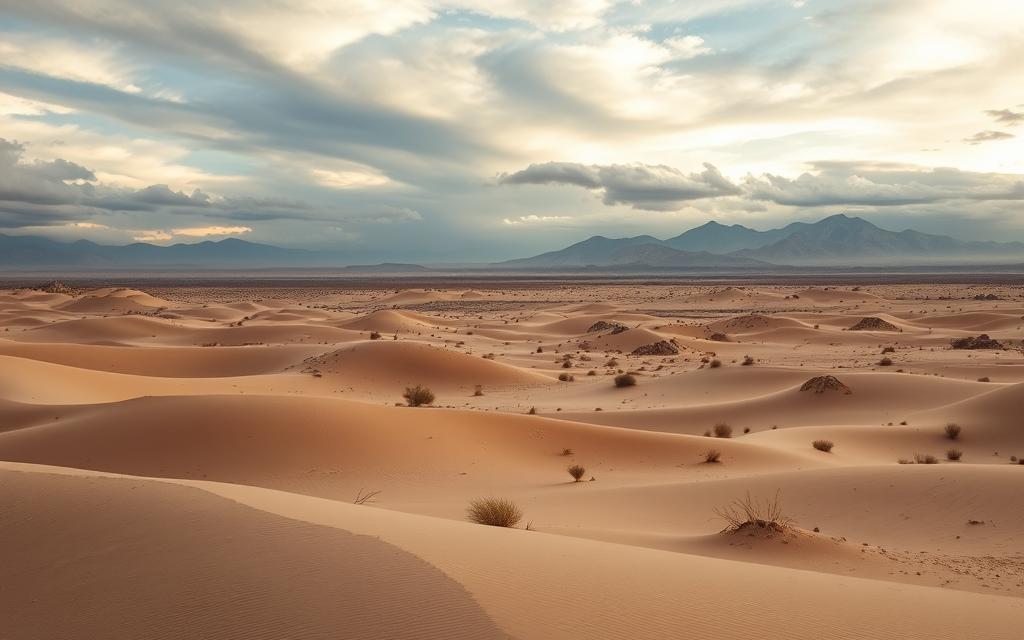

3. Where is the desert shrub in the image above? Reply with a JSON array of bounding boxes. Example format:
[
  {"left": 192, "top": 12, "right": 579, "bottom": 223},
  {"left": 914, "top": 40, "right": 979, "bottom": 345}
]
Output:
[
  {"left": 914, "top": 453, "right": 939, "bottom": 464},
  {"left": 587, "top": 370, "right": 597, "bottom": 376},
  {"left": 946, "top": 448, "right": 962, "bottom": 461},
  {"left": 897, "top": 458, "right": 912, "bottom": 464},
  {"left": 714, "top": 490, "right": 793, "bottom": 532},
  {"left": 977, "top": 376, "right": 990, "bottom": 382},
  {"left": 567, "top": 464, "right": 586, "bottom": 481},
  {"left": 558, "top": 373, "right": 575, "bottom": 382},
  {"left": 703, "top": 449, "right": 721, "bottom": 463},
  {"left": 561, "top": 448, "right": 573, "bottom": 456},
  {"left": 369, "top": 331, "right": 381, "bottom": 340},
  {"left": 743, "top": 427, "right": 751, "bottom": 434},
  {"left": 614, "top": 373, "right": 637, "bottom": 388},
  {"left": 709, "top": 359, "right": 722, "bottom": 368},
  {"left": 713, "top": 422, "right": 733, "bottom": 438},
  {"left": 562, "top": 360, "right": 572, "bottom": 369},
  {"left": 703, "top": 430, "right": 712, "bottom": 437},
  {"left": 528, "top": 406, "right": 537, "bottom": 415},
  {"left": 812, "top": 439, "right": 834, "bottom": 452},
  {"left": 466, "top": 497, "right": 522, "bottom": 528},
  {"left": 944, "top": 423, "right": 962, "bottom": 440},
  {"left": 741, "top": 355, "right": 754, "bottom": 366},
  {"left": 536, "top": 346, "right": 544, "bottom": 353},
  {"left": 882, "top": 346, "right": 895, "bottom": 354},
  {"left": 878, "top": 357, "right": 893, "bottom": 366},
  {"left": 403, "top": 385, "right": 435, "bottom": 407},
  {"left": 473, "top": 385, "right": 484, "bottom": 396}
]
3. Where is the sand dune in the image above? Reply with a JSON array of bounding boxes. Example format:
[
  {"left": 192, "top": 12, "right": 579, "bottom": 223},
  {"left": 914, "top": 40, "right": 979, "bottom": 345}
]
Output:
[
  {"left": 304, "top": 340, "right": 555, "bottom": 391},
  {"left": 2, "top": 282, "right": 1022, "bottom": 638},
  {"left": 0, "top": 468, "right": 505, "bottom": 640}
]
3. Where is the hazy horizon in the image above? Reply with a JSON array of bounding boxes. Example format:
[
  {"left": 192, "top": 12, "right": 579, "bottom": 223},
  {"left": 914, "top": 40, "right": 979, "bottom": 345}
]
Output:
[{"left": 1, "top": 1, "right": 1023, "bottom": 263}]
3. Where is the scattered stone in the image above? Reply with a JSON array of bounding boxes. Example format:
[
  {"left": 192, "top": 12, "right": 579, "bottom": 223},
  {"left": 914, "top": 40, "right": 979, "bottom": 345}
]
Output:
[
  {"left": 631, "top": 340, "right": 679, "bottom": 356},
  {"left": 800, "top": 375, "right": 852, "bottom": 395},
  {"left": 587, "top": 320, "right": 629, "bottom": 334},
  {"left": 950, "top": 334, "right": 1004, "bottom": 350},
  {"left": 33, "top": 281, "right": 79, "bottom": 295},
  {"left": 848, "top": 317, "right": 900, "bottom": 332}
]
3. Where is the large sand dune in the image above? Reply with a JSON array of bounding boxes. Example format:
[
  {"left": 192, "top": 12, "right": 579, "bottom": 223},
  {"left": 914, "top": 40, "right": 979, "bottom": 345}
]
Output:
[{"left": 1, "top": 281, "right": 1022, "bottom": 637}]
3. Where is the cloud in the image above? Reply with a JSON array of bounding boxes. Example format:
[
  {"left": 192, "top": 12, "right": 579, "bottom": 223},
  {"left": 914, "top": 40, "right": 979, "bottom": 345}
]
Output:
[
  {"left": 963, "top": 130, "right": 1015, "bottom": 145},
  {"left": 503, "top": 214, "right": 571, "bottom": 225},
  {"left": 984, "top": 108, "right": 1024, "bottom": 126},
  {"left": 743, "top": 162, "right": 1024, "bottom": 207},
  {"left": 500, "top": 162, "right": 741, "bottom": 210},
  {"left": 172, "top": 225, "right": 253, "bottom": 237}
]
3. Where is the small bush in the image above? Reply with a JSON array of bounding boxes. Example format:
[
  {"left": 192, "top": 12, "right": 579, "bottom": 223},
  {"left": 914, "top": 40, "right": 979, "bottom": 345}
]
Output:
[
  {"left": 473, "top": 384, "right": 484, "bottom": 396},
  {"left": 914, "top": 453, "right": 939, "bottom": 464},
  {"left": 878, "top": 357, "right": 893, "bottom": 366},
  {"left": 897, "top": 458, "right": 912, "bottom": 464},
  {"left": 403, "top": 385, "right": 435, "bottom": 407},
  {"left": 944, "top": 423, "right": 961, "bottom": 440},
  {"left": 741, "top": 355, "right": 754, "bottom": 366},
  {"left": 558, "top": 373, "right": 575, "bottom": 382},
  {"left": 703, "top": 449, "right": 721, "bottom": 463},
  {"left": 882, "top": 346, "right": 895, "bottom": 354},
  {"left": 709, "top": 359, "right": 722, "bottom": 368},
  {"left": 977, "top": 376, "right": 990, "bottom": 382},
  {"left": 713, "top": 422, "right": 733, "bottom": 438},
  {"left": 369, "top": 331, "right": 381, "bottom": 340},
  {"left": 467, "top": 497, "right": 522, "bottom": 528},
  {"left": 567, "top": 464, "right": 586, "bottom": 481},
  {"left": 561, "top": 448, "right": 573, "bottom": 456},
  {"left": 614, "top": 373, "right": 637, "bottom": 388},
  {"left": 946, "top": 448, "right": 962, "bottom": 461},
  {"left": 812, "top": 439, "right": 834, "bottom": 452},
  {"left": 714, "top": 490, "right": 793, "bottom": 532},
  {"left": 527, "top": 406, "right": 537, "bottom": 415},
  {"left": 703, "top": 430, "right": 712, "bottom": 437}
]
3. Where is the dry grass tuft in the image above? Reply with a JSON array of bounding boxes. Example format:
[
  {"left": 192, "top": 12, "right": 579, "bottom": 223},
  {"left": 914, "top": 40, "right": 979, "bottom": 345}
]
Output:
[
  {"left": 812, "top": 439, "right": 834, "bottom": 452},
  {"left": 944, "top": 423, "right": 962, "bottom": 440},
  {"left": 467, "top": 497, "right": 523, "bottom": 528},
  {"left": 713, "top": 422, "right": 733, "bottom": 438},
  {"left": 946, "top": 448, "right": 962, "bottom": 461},
  {"left": 714, "top": 490, "right": 793, "bottom": 533},
  {"left": 914, "top": 453, "right": 939, "bottom": 464},
  {"left": 613, "top": 373, "right": 637, "bottom": 387},
  {"left": 703, "top": 449, "right": 721, "bottom": 463},
  {"left": 567, "top": 464, "right": 586, "bottom": 481},
  {"left": 353, "top": 488, "right": 382, "bottom": 505},
  {"left": 403, "top": 385, "right": 435, "bottom": 407},
  {"left": 709, "top": 359, "right": 723, "bottom": 368}
]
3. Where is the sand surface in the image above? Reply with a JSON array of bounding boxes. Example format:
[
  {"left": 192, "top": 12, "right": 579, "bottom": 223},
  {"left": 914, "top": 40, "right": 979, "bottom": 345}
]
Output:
[{"left": 2, "top": 281, "right": 1023, "bottom": 638}]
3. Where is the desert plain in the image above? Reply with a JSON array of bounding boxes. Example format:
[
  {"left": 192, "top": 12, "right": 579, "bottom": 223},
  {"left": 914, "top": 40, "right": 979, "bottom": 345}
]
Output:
[{"left": 2, "top": 278, "right": 1024, "bottom": 639}]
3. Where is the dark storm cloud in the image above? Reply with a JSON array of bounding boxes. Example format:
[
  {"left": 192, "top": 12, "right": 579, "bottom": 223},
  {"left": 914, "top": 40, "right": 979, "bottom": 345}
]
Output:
[{"left": 500, "top": 162, "right": 742, "bottom": 210}]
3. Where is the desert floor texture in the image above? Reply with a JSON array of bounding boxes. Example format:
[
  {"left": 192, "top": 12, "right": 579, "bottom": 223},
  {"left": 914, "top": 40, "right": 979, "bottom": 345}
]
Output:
[{"left": 2, "top": 280, "right": 1024, "bottom": 639}]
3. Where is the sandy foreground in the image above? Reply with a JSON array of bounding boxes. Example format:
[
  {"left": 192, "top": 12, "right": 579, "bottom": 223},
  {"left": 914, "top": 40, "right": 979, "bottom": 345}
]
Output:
[{"left": 2, "top": 281, "right": 1023, "bottom": 638}]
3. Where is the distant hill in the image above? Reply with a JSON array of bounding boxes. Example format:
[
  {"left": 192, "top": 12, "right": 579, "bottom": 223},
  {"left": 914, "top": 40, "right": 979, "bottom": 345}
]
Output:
[
  {"left": 499, "top": 214, "right": 1024, "bottom": 268},
  {"left": 733, "top": 214, "right": 1024, "bottom": 264},
  {"left": 0, "top": 234, "right": 430, "bottom": 270},
  {"left": 663, "top": 220, "right": 796, "bottom": 253},
  {"left": 495, "top": 235, "right": 771, "bottom": 269}
]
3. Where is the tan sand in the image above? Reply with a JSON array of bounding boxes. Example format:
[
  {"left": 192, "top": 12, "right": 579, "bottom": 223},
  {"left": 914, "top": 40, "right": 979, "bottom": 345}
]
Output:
[{"left": 1, "top": 282, "right": 1023, "bottom": 637}]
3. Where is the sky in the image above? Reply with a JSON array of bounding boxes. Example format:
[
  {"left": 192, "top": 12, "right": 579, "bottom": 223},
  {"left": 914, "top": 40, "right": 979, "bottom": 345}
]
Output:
[{"left": 0, "top": 0, "right": 1023, "bottom": 262}]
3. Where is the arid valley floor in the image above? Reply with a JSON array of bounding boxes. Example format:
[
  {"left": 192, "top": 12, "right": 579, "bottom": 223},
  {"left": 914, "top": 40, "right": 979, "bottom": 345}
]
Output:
[{"left": 2, "top": 279, "right": 1024, "bottom": 638}]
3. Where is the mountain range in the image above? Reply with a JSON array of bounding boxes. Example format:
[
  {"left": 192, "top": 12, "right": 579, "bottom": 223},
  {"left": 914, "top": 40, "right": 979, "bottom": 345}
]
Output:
[
  {"left": 498, "top": 214, "right": 1024, "bottom": 269},
  {"left": 3, "top": 214, "right": 1024, "bottom": 270}
]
